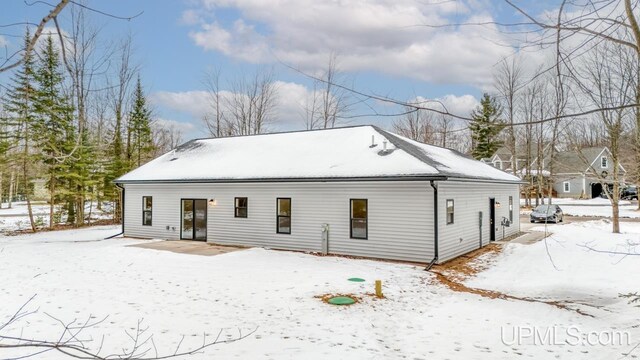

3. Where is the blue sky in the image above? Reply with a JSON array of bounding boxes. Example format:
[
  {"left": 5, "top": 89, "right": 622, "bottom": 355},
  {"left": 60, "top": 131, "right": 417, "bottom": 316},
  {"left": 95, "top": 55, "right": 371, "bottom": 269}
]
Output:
[{"left": 1, "top": 0, "right": 551, "bottom": 139}]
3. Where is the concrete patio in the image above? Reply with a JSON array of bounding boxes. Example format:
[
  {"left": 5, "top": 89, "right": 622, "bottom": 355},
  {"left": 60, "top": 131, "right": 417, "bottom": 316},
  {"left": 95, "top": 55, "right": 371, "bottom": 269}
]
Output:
[{"left": 128, "top": 240, "right": 247, "bottom": 256}]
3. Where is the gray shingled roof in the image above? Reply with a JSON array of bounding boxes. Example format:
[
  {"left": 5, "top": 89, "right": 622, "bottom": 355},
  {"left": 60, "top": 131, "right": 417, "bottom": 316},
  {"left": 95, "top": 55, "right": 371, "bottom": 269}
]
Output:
[{"left": 555, "top": 147, "right": 607, "bottom": 173}]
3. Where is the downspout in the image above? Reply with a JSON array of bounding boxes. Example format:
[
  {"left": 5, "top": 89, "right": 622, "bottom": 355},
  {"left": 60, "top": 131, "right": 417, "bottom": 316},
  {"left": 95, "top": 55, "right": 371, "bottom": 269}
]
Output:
[
  {"left": 108, "top": 183, "right": 125, "bottom": 239},
  {"left": 425, "top": 180, "right": 439, "bottom": 270}
]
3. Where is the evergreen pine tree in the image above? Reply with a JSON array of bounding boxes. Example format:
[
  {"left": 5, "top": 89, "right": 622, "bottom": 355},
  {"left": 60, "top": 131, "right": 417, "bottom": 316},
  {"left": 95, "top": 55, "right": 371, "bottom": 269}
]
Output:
[
  {"left": 103, "top": 105, "right": 125, "bottom": 220},
  {"left": 127, "top": 76, "right": 154, "bottom": 168},
  {"left": 32, "top": 35, "right": 75, "bottom": 227},
  {"left": 3, "top": 29, "right": 39, "bottom": 231},
  {"left": 469, "top": 93, "right": 505, "bottom": 160},
  {"left": 69, "top": 129, "right": 96, "bottom": 224},
  {"left": 0, "top": 110, "right": 11, "bottom": 207}
]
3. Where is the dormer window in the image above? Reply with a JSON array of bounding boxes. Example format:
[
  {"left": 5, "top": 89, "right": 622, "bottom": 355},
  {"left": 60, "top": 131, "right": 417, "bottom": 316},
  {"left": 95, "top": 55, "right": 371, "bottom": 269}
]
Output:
[{"left": 601, "top": 156, "right": 608, "bottom": 168}]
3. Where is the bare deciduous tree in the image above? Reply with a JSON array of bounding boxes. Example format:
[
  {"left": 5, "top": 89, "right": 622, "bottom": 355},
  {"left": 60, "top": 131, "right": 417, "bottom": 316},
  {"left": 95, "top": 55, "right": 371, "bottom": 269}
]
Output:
[
  {"left": 313, "top": 54, "right": 351, "bottom": 129},
  {"left": 392, "top": 107, "right": 435, "bottom": 143},
  {"left": 435, "top": 114, "right": 456, "bottom": 148},
  {"left": 65, "top": 4, "right": 112, "bottom": 225},
  {"left": 153, "top": 122, "right": 184, "bottom": 154},
  {"left": 572, "top": 42, "right": 636, "bottom": 232},
  {"left": 494, "top": 56, "right": 524, "bottom": 174},
  {"left": 0, "top": 295, "right": 255, "bottom": 359},
  {"left": 301, "top": 53, "right": 352, "bottom": 130},
  {"left": 0, "top": 1, "right": 70, "bottom": 73},
  {"left": 106, "top": 35, "right": 137, "bottom": 221},
  {"left": 202, "top": 67, "right": 226, "bottom": 137},
  {"left": 225, "top": 68, "right": 279, "bottom": 136}
]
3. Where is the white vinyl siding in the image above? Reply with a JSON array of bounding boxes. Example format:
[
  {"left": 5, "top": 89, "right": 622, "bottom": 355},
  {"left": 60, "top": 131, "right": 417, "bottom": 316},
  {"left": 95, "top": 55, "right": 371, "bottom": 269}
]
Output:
[
  {"left": 123, "top": 181, "right": 435, "bottom": 263},
  {"left": 123, "top": 180, "right": 518, "bottom": 264},
  {"left": 437, "top": 181, "right": 520, "bottom": 262}
]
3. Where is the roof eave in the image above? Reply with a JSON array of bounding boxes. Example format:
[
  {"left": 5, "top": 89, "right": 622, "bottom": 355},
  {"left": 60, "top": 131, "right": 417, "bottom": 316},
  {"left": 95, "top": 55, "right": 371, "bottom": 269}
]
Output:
[
  {"left": 114, "top": 175, "right": 449, "bottom": 185},
  {"left": 445, "top": 176, "right": 527, "bottom": 185}
]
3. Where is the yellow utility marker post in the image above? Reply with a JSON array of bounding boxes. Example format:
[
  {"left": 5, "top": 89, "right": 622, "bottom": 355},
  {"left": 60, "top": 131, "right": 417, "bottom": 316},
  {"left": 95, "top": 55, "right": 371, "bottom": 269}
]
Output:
[{"left": 375, "top": 280, "right": 383, "bottom": 298}]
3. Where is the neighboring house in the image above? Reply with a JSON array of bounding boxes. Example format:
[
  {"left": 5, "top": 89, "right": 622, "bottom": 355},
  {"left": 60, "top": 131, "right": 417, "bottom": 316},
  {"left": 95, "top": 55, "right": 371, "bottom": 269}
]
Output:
[
  {"left": 552, "top": 147, "right": 626, "bottom": 198},
  {"left": 115, "top": 125, "right": 521, "bottom": 264},
  {"left": 485, "top": 146, "right": 527, "bottom": 173},
  {"left": 486, "top": 144, "right": 551, "bottom": 174},
  {"left": 490, "top": 145, "right": 627, "bottom": 199}
]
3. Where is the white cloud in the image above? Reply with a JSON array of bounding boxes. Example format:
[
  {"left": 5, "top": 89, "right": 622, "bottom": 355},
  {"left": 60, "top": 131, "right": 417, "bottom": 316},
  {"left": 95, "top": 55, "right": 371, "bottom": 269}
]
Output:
[
  {"left": 179, "top": 9, "right": 203, "bottom": 25},
  {"left": 151, "top": 90, "right": 212, "bottom": 120},
  {"left": 154, "top": 117, "right": 195, "bottom": 133},
  {"left": 34, "top": 27, "right": 73, "bottom": 55},
  {"left": 0, "top": 35, "right": 8, "bottom": 47},
  {"left": 411, "top": 94, "right": 479, "bottom": 118},
  {"left": 190, "top": 19, "right": 269, "bottom": 63},
  {"left": 270, "top": 80, "right": 314, "bottom": 128},
  {"left": 184, "top": 0, "right": 515, "bottom": 87},
  {"left": 436, "top": 94, "right": 479, "bottom": 117}
]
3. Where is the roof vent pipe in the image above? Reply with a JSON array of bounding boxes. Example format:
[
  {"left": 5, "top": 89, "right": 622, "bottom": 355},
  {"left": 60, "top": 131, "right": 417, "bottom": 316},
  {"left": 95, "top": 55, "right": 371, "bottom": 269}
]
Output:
[
  {"left": 383, "top": 140, "right": 387, "bottom": 152},
  {"left": 370, "top": 135, "right": 377, "bottom": 148}
]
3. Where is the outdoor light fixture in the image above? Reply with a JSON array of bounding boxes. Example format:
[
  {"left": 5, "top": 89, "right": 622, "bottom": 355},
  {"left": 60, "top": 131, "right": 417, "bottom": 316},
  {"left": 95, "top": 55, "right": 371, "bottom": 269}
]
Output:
[
  {"left": 209, "top": 198, "right": 217, "bottom": 207},
  {"left": 496, "top": 201, "right": 501, "bottom": 208}
]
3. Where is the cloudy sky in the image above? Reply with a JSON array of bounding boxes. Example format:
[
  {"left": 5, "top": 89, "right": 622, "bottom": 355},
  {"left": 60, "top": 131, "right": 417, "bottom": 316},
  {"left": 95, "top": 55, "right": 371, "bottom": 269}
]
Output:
[{"left": 2, "top": 0, "right": 556, "bottom": 139}]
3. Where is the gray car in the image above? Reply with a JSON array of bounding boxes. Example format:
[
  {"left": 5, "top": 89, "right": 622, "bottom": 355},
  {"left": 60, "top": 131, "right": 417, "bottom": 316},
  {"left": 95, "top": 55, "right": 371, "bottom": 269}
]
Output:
[{"left": 530, "top": 204, "right": 564, "bottom": 223}]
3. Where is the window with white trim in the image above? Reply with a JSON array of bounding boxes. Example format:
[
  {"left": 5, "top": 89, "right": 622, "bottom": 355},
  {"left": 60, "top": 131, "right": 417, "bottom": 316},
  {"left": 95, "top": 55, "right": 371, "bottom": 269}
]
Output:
[
  {"left": 446, "top": 199, "right": 454, "bottom": 224},
  {"left": 563, "top": 181, "right": 570, "bottom": 193},
  {"left": 601, "top": 156, "right": 608, "bottom": 168}
]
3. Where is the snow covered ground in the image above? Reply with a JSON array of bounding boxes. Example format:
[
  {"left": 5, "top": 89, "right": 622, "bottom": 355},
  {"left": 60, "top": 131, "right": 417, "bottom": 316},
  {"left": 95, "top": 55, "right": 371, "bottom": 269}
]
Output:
[
  {"left": 467, "top": 220, "right": 640, "bottom": 356},
  {"left": 522, "top": 197, "right": 640, "bottom": 218},
  {"left": 0, "top": 201, "right": 114, "bottom": 232},
  {"left": 1, "top": 223, "right": 639, "bottom": 359}
]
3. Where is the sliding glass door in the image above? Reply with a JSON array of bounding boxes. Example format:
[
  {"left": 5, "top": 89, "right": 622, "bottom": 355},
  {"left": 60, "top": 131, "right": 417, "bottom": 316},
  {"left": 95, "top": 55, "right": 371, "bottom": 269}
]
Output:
[{"left": 181, "top": 199, "right": 207, "bottom": 240}]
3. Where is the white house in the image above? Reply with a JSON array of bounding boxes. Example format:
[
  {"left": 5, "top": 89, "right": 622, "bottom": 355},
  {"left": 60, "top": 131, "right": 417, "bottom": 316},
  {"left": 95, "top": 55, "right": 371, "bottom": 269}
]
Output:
[{"left": 115, "top": 125, "right": 521, "bottom": 264}]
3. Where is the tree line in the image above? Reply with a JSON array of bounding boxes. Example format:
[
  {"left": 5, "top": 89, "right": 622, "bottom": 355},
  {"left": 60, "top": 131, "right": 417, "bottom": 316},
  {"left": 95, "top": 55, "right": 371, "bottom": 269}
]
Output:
[{"left": 0, "top": 14, "right": 175, "bottom": 231}]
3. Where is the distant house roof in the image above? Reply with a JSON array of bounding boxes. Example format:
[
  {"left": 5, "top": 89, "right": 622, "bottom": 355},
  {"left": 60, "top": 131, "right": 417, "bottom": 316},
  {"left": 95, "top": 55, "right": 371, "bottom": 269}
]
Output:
[
  {"left": 491, "top": 144, "right": 549, "bottom": 163},
  {"left": 491, "top": 146, "right": 513, "bottom": 162},
  {"left": 554, "top": 147, "right": 625, "bottom": 174},
  {"left": 116, "top": 125, "right": 521, "bottom": 183},
  {"left": 555, "top": 147, "right": 601, "bottom": 173}
]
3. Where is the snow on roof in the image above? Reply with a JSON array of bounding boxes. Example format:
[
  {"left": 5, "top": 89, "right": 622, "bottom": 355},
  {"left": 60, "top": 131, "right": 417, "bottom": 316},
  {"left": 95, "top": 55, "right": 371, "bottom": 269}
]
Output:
[
  {"left": 116, "top": 125, "right": 521, "bottom": 183},
  {"left": 376, "top": 128, "right": 521, "bottom": 182}
]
